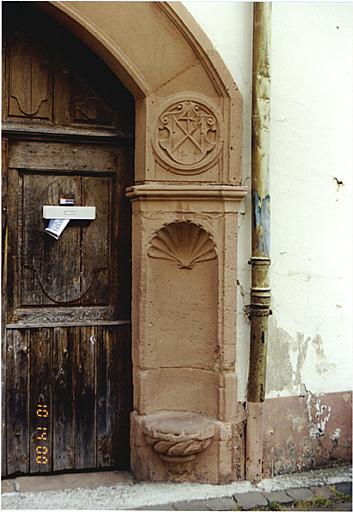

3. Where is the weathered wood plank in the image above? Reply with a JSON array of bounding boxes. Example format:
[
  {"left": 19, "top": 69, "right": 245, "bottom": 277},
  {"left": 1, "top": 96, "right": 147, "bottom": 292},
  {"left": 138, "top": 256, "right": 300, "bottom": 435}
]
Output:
[
  {"left": 96, "top": 326, "right": 115, "bottom": 467},
  {"left": 52, "top": 327, "right": 75, "bottom": 471},
  {"left": 115, "top": 324, "right": 132, "bottom": 468},
  {"left": 53, "top": 51, "right": 73, "bottom": 128},
  {"left": 115, "top": 146, "right": 133, "bottom": 320},
  {"left": 2, "top": 138, "right": 9, "bottom": 475},
  {"left": 7, "top": 320, "right": 130, "bottom": 329},
  {"left": 2, "top": 139, "right": 9, "bottom": 249},
  {"left": 96, "top": 325, "right": 131, "bottom": 469},
  {"left": 12, "top": 306, "right": 116, "bottom": 324},
  {"left": 6, "top": 329, "right": 30, "bottom": 475},
  {"left": 9, "top": 141, "right": 119, "bottom": 171},
  {"left": 6, "top": 166, "right": 20, "bottom": 320},
  {"left": 8, "top": 31, "right": 32, "bottom": 118},
  {"left": 75, "top": 326, "right": 96, "bottom": 469},
  {"left": 2, "top": 124, "right": 131, "bottom": 143},
  {"left": 30, "top": 37, "right": 52, "bottom": 121},
  {"left": 2, "top": 26, "right": 9, "bottom": 122},
  {"left": 29, "top": 328, "right": 52, "bottom": 473},
  {"left": 81, "top": 176, "right": 112, "bottom": 306},
  {"left": 96, "top": 326, "right": 109, "bottom": 467},
  {"left": 1, "top": 300, "right": 6, "bottom": 477}
]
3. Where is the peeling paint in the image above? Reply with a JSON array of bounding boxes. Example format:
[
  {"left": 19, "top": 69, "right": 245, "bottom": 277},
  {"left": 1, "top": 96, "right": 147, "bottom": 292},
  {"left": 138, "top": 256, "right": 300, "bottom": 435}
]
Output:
[
  {"left": 288, "top": 413, "right": 306, "bottom": 433},
  {"left": 253, "top": 191, "right": 270, "bottom": 256},
  {"left": 293, "top": 334, "right": 310, "bottom": 387},
  {"left": 262, "top": 391, "right": 352, "bottom": 477},
  {"left": 312, "top": 335, "right": 335, "bottom": 375},
  {"left": 237, "top": 279, "right": 246, "bottom": 298},
  {"left": 306, "top": 391, "right": 332, "bottom": 439},
  {"left": 330, "top": 428, "right": 341, "bottom": 442},
  {"left": 265, "top": 316, "right": 294, "bottom": 394},
  {"left": 266, "top": 315, "right": 337, "bottom": 396},
  {"left": 333, "top": 176, "right": 344, "bottom": 190}
]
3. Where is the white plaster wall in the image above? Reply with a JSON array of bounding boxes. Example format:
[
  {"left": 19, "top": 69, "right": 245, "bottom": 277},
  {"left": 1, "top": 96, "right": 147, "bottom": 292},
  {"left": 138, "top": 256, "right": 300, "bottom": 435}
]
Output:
[{"left": 183, "top": 2, "right": 353, "bottom": 400}]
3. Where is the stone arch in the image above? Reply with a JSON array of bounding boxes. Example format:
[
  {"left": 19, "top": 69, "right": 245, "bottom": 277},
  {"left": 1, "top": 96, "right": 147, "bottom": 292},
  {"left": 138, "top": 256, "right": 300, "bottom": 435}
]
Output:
[
  {"left": 41, "top": 1, "right": 242, "bottom": 184},
  {"left": 39, "top": 1, "right": 248, "bottom": 484},
  {"left": 44, "top": 2, "right": 240, "bottom": 97}
]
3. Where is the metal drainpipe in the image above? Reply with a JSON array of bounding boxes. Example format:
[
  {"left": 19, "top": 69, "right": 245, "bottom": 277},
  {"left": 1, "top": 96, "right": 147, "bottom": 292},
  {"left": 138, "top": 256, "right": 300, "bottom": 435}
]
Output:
[{"left": 246, "top": 2, "right": 272, "bottom": 483}]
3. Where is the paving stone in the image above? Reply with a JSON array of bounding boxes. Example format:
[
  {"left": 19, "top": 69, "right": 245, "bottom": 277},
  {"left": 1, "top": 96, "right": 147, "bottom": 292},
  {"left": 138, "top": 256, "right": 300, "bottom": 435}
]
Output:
[
  {"left": 329, "top": 501, "right": 352, "bottom": 511},
  {"left": 1, "top": 479, "right": 16, "bottom": 494},
  {"left": 263, "top": 490, "right": 293, "bottom": 504},
  {"left": 206, "top": 497, "right": 238, "bottom": 511},
  {"left": 137, "top": 505, "right": 176, "bottom": 510},
  {"left": 310, "top": 485, "right": 336, "bottom": 499},
  {"left": 286, "top": 487, "right": 315, "bottom": 501},
  {"left": 233, "top": 492, "right": 268, "bottom": 510},
  {"left": 174, "top": 500, "right": 209, "bottom": 511},
  {"left": 334, "top": 482, "right": 352, "bottom": 497}
]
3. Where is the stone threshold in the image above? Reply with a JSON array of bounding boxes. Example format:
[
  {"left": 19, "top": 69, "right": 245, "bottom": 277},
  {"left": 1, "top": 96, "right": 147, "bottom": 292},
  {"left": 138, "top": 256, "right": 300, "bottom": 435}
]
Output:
[{"left": 1, "top": 470, "right": 133, "bottom": 494}]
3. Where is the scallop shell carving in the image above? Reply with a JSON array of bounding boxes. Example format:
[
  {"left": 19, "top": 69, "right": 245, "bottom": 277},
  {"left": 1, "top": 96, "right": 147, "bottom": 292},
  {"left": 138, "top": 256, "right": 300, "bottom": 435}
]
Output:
[{"left": 147, "top": 221, "right": 216, "bottom": 270}]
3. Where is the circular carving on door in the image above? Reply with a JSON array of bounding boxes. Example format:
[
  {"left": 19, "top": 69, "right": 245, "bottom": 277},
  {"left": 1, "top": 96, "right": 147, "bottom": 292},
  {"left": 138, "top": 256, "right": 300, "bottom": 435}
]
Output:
[{"left": 154, "top": 99, "right": 222, "bottom": 174}]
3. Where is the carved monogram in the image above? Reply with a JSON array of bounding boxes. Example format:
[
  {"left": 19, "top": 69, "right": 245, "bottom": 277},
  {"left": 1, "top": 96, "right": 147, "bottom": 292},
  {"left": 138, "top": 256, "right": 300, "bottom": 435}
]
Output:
[
  {"left": 148, "top": 221, "right": 216, "bottom": 270},
  {"left": 155, "top": 100, "right": 221, "bottom": 172}
]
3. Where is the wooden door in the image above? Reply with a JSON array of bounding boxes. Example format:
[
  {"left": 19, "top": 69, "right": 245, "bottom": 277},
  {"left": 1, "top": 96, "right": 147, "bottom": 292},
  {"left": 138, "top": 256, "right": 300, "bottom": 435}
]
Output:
[{"left": 2, "top": 4, "right": 134, "bottom": 476}]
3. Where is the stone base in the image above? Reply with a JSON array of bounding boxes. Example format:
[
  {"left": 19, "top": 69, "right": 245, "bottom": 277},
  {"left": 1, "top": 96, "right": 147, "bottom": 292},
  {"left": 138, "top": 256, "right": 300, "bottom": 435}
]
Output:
[{"left": 131, "top": 411, "right": 246, "bottom": 484}]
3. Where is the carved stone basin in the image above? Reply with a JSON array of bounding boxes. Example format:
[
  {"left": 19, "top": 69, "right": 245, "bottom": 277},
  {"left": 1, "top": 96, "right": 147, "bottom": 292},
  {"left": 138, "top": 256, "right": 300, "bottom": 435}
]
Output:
[{"left": 142, "top": 411, "right": 215, "bottom": 463}]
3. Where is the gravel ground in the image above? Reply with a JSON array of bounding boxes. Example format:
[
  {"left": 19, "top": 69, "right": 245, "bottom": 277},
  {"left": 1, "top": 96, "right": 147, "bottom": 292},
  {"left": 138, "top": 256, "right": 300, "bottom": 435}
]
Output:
[{"left": 2, "top": 465, "right": 352, "bottom": 510}]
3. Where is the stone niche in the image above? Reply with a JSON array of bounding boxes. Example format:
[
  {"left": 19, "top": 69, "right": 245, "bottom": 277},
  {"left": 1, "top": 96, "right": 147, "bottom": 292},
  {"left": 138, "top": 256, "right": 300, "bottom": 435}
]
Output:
[
  {"left": 146, "top": 221, "right": 218, "bottom": 386},
  {"left": 127, "top": 184, "right": 247, "bottom": 484}
]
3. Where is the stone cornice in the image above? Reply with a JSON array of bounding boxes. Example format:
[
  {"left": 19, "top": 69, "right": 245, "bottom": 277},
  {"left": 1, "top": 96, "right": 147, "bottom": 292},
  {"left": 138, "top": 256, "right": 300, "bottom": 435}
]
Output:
[{"left": 126, "top": 184, "right": 248, "bottom": 202}]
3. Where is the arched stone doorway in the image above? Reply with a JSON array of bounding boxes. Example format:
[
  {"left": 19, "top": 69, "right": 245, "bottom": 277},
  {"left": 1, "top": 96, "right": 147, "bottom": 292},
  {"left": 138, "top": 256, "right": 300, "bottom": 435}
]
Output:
[{"left": 3, "top": 1, "right": 247, "bottom": 484}]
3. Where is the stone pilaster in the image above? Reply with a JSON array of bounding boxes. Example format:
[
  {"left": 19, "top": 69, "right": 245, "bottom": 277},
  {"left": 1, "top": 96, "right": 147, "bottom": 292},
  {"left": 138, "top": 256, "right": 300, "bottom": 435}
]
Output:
[{"left": 127, "top": 184, "right": 246, "bottom": 483}]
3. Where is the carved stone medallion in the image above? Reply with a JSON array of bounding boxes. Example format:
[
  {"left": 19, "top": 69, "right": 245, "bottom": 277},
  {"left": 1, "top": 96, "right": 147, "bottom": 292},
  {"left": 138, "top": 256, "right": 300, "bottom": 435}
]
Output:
[{"left": 154, "top": 99, "right": 222, "bottom": 174}]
